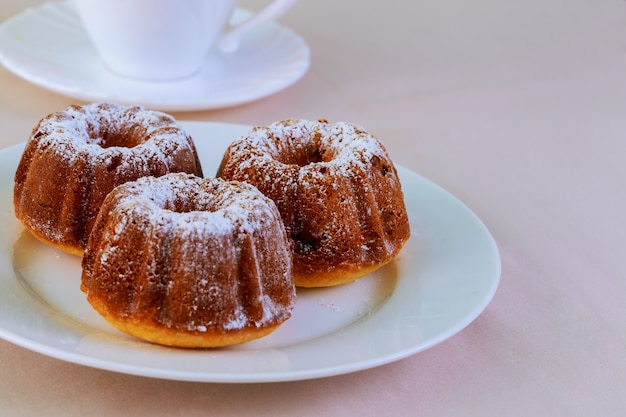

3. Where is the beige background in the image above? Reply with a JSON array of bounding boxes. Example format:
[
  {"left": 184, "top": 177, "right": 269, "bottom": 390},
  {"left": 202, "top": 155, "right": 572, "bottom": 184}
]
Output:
[{"left": 1, "top": 0, "right": 625, "bottom": 416}]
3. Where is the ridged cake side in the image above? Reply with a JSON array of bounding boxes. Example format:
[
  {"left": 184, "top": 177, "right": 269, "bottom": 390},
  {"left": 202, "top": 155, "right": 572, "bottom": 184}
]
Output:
[
  {"left": 13, "top": 103, "right": 203, "bottom": 255},
  {"left": 217, "top": 119, "right": 410, "bottom": 287},
  {"left": 81, "top": 173, "right": 296, "bottom": 348}
]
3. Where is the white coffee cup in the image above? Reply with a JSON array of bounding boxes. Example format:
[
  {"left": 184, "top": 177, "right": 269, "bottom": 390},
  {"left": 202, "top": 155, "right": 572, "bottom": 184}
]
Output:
[{"left": 74, "top": 0, "right": 297, "bottom": 81}]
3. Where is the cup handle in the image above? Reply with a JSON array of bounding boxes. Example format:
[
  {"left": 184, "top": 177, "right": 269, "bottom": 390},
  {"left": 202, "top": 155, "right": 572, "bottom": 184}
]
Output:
[{"left": 216, "top": 0, "right": 298, "bottom": 53}]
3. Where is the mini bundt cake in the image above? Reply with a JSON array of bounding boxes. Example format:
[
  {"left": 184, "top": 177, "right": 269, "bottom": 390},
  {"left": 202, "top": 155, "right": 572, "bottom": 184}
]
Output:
[
  {"left": 217, "top": 119, "right": 410, "bottom": 288},
  {"left": 13, "top": 102, "right": 203, "bottom": 256},
  {"left": 81, "top": 173, "right": 296, "bottom": 348}
]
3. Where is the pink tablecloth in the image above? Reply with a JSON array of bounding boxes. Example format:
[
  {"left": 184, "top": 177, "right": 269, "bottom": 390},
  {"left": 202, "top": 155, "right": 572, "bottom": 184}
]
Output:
[{"left": 0, "top": 0, "right": 625, "bottom": 416}]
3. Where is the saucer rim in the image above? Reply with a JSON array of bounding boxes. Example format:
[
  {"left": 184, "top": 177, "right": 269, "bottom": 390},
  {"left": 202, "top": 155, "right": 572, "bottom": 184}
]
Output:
[{"left": 0, "top": 1, "right": 311, "bottom": 111}]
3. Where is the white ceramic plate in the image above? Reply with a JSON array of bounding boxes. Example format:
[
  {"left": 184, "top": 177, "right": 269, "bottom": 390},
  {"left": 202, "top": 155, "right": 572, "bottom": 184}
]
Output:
[
  {"left": 0, "top": 121, "right": 500, "bottom": 383},
  {"left": 0, "top": 2, "right": 310, "bottom": 111}
]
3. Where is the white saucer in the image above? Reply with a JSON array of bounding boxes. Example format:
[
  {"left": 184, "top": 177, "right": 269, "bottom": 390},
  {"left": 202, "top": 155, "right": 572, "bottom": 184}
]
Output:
[
  {"left": 0, "top": 121, "right": 500, "bottom": 383},
  {"left": 0, "top": 1, "right": 310, "bottom": 111}
]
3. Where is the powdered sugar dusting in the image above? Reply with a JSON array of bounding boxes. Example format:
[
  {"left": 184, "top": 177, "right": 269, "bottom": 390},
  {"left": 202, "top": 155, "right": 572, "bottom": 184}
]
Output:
[
  {"left": 91, "top": 173, "right": 295, "bottom": 332},
  {"left": 218, "top": 119, "right": 410, "bottom": 284},
  {"left": 242, "top": 119, "right": 386, "bottom": 170},
  {"left": 28, "top": 102, "right": 196, "bottom": 167}
]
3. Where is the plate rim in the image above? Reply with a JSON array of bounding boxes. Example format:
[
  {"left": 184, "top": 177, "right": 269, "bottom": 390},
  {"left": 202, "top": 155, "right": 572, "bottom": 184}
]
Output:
[{"left": 0, "top": 121, "right": 501, "bottom": 383}]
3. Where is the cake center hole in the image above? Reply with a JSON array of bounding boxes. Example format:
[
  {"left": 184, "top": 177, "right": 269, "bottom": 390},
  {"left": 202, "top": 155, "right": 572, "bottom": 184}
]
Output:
[
  {"left": 89, "top": 126, "right": 147, "bottom": 149},
  {"left": 277, "top": 141, "right": 334, "bottom": 167},
  {"left": 165, "top": 193, "right": 217, "bottom": 214}
]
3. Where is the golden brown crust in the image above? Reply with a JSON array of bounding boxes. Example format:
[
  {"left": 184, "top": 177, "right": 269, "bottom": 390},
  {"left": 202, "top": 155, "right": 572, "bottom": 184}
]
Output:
[
  {"left": 81, "top": 174, "right": 296, "bottom": 348},
  {"left": 87, "top": 296, "right": 282, "bottom": 348},
  {"left": 13, "top": 103, "right": 203, "bottom": 256},
  {"left": 293, "top": 258, "right": 396, "bottom": 288},
  {"left": 18, "top": 222, "right": 86, "bottom": 257},
  {"left": 218, "top": 119, "right": 411, "bottom": 288}
]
